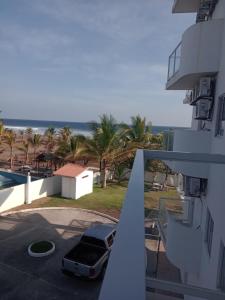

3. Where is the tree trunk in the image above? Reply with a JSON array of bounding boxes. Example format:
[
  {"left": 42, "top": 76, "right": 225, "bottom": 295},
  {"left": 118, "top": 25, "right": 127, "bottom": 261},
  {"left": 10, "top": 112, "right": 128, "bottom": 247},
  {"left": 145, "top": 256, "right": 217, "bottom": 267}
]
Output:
[
  {"left": 100, "top": 160, "right": 107, "bottom": 188},
  {"left": 10, "top": 147, "right": 13, "bottom": 169},
  {"left": 101, "top": 168, "right": 107, "bottom": 188},
  {"left": 33, "top": 149, "right": 37, "bottom": 168},
  {"left": 25, "top": 151, "right": 29, "bottom": 164}
]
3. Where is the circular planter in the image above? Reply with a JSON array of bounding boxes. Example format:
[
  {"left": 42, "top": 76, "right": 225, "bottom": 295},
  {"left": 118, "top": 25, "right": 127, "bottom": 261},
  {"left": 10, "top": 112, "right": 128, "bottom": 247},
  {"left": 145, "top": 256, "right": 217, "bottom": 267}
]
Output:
[{"left": 28, "top": 241, "right": 55, "bottom": 257}]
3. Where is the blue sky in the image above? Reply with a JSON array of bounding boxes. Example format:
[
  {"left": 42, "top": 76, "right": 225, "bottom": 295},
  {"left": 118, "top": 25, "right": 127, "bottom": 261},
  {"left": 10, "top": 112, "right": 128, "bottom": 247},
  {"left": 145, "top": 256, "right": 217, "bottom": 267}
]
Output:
[{"left": 0, "top": 0, "right": 195, "bottom": 125}]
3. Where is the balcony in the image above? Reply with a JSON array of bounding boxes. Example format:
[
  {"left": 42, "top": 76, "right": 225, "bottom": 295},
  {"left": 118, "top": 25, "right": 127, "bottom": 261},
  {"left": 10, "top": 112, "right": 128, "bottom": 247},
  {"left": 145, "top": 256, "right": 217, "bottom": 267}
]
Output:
[
  {"left": 172, "top": 0, "right": 200, "bottom": 13},
  {"left": 99, "top": 150, "right": 225, "bottom": 300},
  {"left": 158, "top": 197, "right": 202, "bottom": 273},
  {"left": 166, "top": 19, "right": 224, "bottom": 90},
  {"left": 165, "top": 129, "right": 211, "bottom": 178}
]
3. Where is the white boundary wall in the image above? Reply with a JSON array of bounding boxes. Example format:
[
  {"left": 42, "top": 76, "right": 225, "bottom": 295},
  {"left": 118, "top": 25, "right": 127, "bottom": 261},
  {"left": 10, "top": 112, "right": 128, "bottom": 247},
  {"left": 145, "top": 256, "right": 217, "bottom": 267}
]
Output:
[
  {"left": 0, "top": 184, "right": 26, "bottom": 212},
  {"left": 28, "top": 176, "right": 61, "bottom": 202},
  {"left": 0, "top": 176, "right": 61, "bottom": 213}
]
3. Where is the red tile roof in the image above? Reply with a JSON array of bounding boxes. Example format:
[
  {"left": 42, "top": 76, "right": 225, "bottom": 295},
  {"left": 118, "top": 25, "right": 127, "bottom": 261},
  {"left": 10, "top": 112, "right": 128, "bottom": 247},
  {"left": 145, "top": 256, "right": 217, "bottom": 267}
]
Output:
[{"left": 54, "top": 163, "right": 87, "bottom": 178}]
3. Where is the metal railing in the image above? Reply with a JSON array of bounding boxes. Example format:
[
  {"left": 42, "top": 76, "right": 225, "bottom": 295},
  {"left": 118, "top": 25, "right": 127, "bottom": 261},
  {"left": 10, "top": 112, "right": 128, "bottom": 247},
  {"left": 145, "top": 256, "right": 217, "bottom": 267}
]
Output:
[{"left": 167, "top": 42, "right": 181, "bottom": 80}]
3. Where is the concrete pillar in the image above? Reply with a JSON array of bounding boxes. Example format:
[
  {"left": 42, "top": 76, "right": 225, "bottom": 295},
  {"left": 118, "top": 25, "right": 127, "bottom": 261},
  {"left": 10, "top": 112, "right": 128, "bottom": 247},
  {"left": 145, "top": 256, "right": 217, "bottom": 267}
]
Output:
[{"left": 25, "top": 172, "right": 31, "bottom": 204}]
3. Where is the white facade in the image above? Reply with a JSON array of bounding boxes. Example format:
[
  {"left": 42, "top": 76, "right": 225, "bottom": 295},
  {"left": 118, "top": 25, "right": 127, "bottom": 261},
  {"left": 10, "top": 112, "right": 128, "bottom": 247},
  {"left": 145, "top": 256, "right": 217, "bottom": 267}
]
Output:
[
  {"left": 61, "top": 170, "right": 93, "bottom": 200},
  {"left": 164, "top": 0, "right": 225, "bottom": 298}
]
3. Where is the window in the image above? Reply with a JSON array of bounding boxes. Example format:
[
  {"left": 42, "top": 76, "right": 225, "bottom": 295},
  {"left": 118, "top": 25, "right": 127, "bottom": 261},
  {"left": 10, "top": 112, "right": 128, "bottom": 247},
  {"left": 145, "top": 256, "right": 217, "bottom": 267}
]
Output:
[
  {"left": 81, "top": 236, "right": 106, "bottom": 249},
  {"left": 205, "top": 209, "right": 214, "bottom": 256},
  {"left": 218, "top": 242, "right": 225, "bottom": 291},
  {"left": 215, "top": 94, "right": 225, "bottom": 136},
  {"left": 82, "top": 175, "right": 88, "bottom": 179}
]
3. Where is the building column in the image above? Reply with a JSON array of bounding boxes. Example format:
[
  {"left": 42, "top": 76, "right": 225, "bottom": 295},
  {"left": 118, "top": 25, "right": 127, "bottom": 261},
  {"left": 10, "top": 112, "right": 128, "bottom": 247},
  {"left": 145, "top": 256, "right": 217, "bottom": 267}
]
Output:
[{"left": 25, "top": 172, "right": 31, "bottom": 204}]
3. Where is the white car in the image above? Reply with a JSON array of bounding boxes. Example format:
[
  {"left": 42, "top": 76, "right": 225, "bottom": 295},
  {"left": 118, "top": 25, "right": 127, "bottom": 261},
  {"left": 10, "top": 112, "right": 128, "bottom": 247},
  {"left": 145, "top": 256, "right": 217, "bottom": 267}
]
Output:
[{"left": 62, "top": 224, "right": 116, "bottom": 279}]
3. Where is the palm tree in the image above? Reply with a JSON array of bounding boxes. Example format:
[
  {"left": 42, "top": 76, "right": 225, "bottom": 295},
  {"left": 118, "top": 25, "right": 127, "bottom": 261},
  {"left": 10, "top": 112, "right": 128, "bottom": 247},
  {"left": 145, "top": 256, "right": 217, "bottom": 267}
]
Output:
[
  {"left": 29, "top": 134, "right": 42, "bottom": 161},
  {"left": 45, "top": 127, "right": 56, "bottom": 152},
  {"left": 25, "top": 127, "right": 33, "bottom": 138},
  {"left": 19, "top": 129, "right": 25, "bottom": 141},
  {"left": 4, "top": 130, "right": 16, "bottom": 169},
  {"left": 17, "top": 141, "right": 30, "bottom": 164},
  {"left": 84, "top": 114, "right": 129, "bottom": 188},
  {"left": 56, "top": 135, "right": 85, "bottom": 161},
  {"left": 123, "top": 115, "right": 152, "bottom": 145},
  {"left": 66, "top": 135, "right": 86, "bottom": 161},
  {"left": 59, "top": 126, "right": 72, "bottom": 143},
  {"left": 120, "top": 115, "right": 162, "bottom": 169},
  {"left": 0, "top": 121, "right": 4, "bottom": 142}
]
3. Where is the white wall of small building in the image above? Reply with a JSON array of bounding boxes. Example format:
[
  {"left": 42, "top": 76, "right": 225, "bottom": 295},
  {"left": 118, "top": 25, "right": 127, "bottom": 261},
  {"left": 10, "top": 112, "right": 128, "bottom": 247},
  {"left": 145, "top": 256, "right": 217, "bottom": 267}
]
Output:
[
  {"left": 75, "top": 170, "right": 93, "bottom": 199},
  {"left": 61, "top": 170, "right": 93, "bottom": 200},
  {"left": 62, "top": 177, "right": 76, "bottom": 199}
]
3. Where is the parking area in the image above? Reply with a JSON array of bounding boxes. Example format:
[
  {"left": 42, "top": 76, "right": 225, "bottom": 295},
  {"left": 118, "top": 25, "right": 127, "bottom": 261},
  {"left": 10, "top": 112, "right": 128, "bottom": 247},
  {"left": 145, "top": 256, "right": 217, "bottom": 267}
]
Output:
[{"left": 0, "top": 208, "right": 116, "bottom": 300}]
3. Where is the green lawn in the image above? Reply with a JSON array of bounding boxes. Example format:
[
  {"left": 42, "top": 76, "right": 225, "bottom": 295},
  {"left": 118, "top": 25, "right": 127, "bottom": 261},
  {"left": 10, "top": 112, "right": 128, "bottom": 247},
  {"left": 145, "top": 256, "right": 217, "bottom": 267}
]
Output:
[{"left": 15, "top": 182, "right": 179, "bottom": 219}]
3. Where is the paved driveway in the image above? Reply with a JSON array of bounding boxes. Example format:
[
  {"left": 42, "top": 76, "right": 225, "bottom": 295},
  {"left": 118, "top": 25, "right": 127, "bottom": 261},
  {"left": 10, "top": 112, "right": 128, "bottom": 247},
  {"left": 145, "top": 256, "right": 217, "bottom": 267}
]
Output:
[{"left": 0, "top": 208, "right": 116, "bottom": 300}]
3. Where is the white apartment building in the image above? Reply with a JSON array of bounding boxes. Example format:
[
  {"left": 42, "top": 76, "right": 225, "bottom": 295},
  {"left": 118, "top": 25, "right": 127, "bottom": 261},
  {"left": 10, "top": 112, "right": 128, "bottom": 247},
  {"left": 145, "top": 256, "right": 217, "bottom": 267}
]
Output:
[
  {"left": 98, "top": 1, "right": 225, "bottom": 300},
  {"left": 165, "top": 0, "right": 225, "bottom": 299}
]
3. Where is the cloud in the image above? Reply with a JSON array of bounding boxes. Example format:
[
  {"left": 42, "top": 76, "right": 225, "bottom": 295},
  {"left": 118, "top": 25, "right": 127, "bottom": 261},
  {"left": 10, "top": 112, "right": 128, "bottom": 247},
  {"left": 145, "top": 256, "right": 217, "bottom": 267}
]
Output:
[
  {"left": 0, "top": 0, "right": 195, "bottom": 126},
  {"left": 0, "top": 23, "right": 75, "bottom": 61},
  {"left": 30, "top": 0, "right": 159, "bottom": 42}
]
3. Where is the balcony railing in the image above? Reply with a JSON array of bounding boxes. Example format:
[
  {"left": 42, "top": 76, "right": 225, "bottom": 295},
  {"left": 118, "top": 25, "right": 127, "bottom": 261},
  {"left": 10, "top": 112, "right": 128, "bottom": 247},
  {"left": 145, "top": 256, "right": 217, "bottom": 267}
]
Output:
[
  {"left": 167, "top": 42, "right": 181, "bottom": 80},
  {"left": 99, "top": 150, "right": 225, "bottom": 300},
  {"left": 163, "top": 130, "right": 174, "bottom": 151},
  {"left": 166, "top": 19, "right": 223, "bottom": 90},
  {"left": 158, "top": 197, "right": 194, "bottom": 243}
]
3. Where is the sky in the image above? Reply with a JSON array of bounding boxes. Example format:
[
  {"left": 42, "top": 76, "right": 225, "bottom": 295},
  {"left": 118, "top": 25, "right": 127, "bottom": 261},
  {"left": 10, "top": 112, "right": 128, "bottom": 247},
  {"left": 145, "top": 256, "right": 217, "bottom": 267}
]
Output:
[{"left": 0, "top": 0, "right": 195, "bottom": 126}]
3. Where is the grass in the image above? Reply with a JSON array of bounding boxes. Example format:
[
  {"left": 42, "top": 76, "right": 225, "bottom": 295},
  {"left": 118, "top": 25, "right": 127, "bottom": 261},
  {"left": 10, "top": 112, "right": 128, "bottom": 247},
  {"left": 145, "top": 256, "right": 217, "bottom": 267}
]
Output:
[
  {"left": 144, "top": 188, "right": 179, "bottom": 218},
  {"left": 15, "top": 182, "right": 179, "bottom": 219}
]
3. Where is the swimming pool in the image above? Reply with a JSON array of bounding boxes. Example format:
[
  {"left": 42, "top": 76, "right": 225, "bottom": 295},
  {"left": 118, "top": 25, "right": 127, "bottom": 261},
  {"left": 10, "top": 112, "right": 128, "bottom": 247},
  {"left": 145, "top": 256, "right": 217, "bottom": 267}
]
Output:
[{"left": 0, "top": 171, "right": 28, "bottom": 189}]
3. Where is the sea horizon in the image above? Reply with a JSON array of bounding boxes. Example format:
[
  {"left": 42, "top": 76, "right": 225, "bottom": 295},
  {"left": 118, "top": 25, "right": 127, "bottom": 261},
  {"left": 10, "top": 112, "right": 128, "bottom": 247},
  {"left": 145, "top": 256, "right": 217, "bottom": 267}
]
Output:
[{"left": 2, "top": 118, "right": 189, "bottom": 136}]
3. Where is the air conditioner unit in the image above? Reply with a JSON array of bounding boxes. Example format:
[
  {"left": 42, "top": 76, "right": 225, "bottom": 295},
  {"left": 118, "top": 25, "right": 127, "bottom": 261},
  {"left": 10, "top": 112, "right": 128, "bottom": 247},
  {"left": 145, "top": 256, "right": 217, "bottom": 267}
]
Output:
[
  {"left": 191, "top": 77, "right": 214, "bottom": 106},
  {"left": 184, "top": 176, "right": 207, "bottom": 197},
  {"left": 184, "top": 176, "right": 201, "bottom": 197},
  {"left": 198, "top": 77, "right": 211, "bottom": 97},
  {"left": 195, "top": 98, "right": 212, "bottom": 120}
]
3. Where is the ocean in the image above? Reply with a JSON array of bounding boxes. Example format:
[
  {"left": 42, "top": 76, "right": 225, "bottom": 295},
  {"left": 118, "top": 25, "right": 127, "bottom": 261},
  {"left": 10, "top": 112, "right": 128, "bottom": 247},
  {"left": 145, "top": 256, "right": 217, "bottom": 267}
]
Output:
[{"left": 2, "top": 118, "right": 188, "bottom": 136}]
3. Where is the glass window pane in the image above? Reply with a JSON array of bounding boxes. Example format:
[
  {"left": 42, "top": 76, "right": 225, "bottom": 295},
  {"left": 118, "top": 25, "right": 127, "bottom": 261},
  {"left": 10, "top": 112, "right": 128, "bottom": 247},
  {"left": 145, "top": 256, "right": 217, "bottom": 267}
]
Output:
[{"left": 205, "top": 209, "right": 214, "bottom": 256}]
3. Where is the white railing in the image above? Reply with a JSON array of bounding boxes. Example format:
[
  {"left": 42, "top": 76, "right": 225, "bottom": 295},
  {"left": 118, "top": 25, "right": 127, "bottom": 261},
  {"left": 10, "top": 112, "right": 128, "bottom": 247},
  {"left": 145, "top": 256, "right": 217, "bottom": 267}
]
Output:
[
  {"left": 99, "top": 150, "right": 225, "bottom": 300},
  {"left": 99, "top": 150, "right": 145, "bottom": 300}
]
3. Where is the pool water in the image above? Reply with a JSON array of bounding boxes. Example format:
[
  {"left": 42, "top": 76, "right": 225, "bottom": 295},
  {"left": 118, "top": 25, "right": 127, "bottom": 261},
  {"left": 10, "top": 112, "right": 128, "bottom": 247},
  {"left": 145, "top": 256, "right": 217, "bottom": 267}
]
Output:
[{"left": 0, "top": 171, "right": 28, "bottom": 189}]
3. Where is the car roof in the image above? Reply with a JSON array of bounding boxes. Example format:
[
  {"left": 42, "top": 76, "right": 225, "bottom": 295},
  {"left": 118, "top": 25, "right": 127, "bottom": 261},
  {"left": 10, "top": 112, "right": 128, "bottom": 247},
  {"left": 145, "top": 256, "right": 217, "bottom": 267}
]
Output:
[{"left": 84, "top": 224, "right": 116, "bottom": 240}]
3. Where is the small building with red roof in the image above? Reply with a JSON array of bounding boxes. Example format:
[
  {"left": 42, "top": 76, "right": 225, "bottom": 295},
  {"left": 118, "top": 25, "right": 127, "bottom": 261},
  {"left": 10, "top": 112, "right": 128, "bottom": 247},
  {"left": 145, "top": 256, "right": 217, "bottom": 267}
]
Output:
[{"left": 54, "top": 163, "right": 93, "bottom": 199}]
